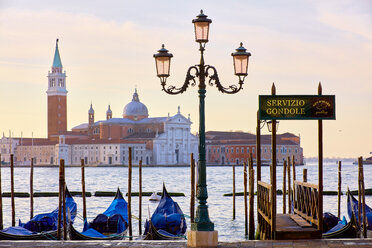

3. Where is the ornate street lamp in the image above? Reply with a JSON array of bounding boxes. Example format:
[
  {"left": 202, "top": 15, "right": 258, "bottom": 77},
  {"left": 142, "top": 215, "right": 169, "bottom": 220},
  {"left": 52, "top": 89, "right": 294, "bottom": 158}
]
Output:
[{"left": 154, "top": 10, "right": 251, "bottom": 234}]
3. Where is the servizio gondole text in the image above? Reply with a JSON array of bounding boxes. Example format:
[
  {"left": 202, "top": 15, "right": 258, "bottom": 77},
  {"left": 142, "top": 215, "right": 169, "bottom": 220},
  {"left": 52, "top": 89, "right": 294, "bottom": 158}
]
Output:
[{"left": 265, "top": 99, "right": 305, "bottom": 115}]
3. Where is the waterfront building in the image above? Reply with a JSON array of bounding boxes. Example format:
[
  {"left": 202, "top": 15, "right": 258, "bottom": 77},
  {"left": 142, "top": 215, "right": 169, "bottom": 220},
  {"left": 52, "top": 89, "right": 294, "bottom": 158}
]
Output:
[
  {"left": 0, "top": 39, "right": 198, "bottom": 166},
  {"left": 206, "top": 131, "right": 304, "bottom": 165}
]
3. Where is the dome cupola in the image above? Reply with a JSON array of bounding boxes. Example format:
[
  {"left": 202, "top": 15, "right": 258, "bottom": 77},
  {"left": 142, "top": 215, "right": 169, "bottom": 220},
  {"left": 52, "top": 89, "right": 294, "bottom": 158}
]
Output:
[{"left": 123, "top": 89, "right": 148, "bottom": 120}]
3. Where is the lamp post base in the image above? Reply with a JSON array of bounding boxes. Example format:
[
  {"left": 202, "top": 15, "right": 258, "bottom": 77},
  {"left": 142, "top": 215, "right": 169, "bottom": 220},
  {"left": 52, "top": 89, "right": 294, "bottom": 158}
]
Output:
[{"left": 187, "top": 230, "right": 218, "bottom": 248}]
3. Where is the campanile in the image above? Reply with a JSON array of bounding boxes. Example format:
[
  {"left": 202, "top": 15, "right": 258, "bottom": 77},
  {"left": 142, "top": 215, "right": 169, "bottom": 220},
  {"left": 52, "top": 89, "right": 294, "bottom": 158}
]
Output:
[{"left": 47, "top": 39, "right": 67, "bottom": 138}]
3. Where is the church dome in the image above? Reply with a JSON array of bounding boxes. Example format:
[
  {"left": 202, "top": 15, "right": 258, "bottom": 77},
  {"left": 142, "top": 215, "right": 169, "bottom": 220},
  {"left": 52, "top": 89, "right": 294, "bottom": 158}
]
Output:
[{"left": 123, "top": 89, "right": 148, "bottom": 120}]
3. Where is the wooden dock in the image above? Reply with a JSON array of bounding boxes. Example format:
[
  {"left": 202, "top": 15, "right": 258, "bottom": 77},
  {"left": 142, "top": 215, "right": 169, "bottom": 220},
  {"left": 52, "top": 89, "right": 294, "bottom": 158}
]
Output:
[{"left": 276, "top": 214, "right": 321, "bottom": 240}]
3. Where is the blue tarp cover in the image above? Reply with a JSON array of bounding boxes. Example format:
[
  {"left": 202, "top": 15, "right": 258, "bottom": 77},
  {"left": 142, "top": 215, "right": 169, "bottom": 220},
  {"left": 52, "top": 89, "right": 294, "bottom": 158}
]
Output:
[
  {"left": 83, "top": 188, "right": 128, "bottom": 237},
  {"left": 81, "top": 228, "right": 107, "bottom": 238},
  {"left": 145, "top": 185, "right": 187, "bottom": 236},
  {"left": 19, "top": 189, "right": 77, "bottom": 233},
  {"left": 1, "top": 226, "right": 36, "bottom": 235},
  {"left": 325, "top": 216, "right": 347, "bottom": 234}
]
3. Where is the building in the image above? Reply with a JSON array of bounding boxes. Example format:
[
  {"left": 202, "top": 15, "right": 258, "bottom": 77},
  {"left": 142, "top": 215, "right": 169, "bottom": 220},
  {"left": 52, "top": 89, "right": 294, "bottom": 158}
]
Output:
[
  {"left": 0, "top": 39, "right": 198, "bottom": 166},
  {"left": 206, "top": 131, "right": 304, "bottom": 165}
]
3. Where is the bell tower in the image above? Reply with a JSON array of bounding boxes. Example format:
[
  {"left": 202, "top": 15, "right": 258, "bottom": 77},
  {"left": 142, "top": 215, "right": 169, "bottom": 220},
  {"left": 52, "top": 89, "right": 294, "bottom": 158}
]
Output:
[
  {"left": 106, "top": 105, "right": 112, "bottom": 120},
  {"left": 47, "top": 39, "right": 67, "bottom": 138},
  {"left": 88, "top": 104, "right": 95, "bottom": 137}
]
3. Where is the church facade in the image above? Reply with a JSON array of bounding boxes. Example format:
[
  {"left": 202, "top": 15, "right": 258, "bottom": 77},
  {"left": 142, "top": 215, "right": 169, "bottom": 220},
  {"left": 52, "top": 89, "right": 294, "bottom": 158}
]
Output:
[{"left": 1, "top": 39, "right": 198, "bottom": 166}]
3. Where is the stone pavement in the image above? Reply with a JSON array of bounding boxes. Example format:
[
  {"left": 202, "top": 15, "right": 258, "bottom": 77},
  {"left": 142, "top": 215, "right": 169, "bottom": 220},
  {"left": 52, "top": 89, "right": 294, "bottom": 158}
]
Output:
[{"left": 0, "top": 239, "right": 372, "bottom": 247}]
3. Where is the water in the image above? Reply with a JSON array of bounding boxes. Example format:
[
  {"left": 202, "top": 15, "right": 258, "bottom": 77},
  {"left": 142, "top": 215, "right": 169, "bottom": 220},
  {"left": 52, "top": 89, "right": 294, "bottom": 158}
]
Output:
[{"left": 0, "top": 161, "right": 370, "bottom": 241}]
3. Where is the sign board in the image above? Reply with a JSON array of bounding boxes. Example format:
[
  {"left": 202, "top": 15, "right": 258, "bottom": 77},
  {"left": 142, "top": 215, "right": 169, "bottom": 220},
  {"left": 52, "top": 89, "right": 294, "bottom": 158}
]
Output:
[{"left": 259, "top": 95, "right": 335, "bottom": 120}]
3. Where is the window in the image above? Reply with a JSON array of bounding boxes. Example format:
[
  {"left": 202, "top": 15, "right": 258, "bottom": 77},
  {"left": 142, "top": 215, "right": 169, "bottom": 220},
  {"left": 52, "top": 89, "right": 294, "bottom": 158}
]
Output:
[
  {"left": 231, "top": 148, "right": 234, "bottom": 153},
  {"left": 253, "top": 148, "right": 255, "bottom": 153},
  {"left": 242, "top": 148, "right": 244, "bottom": 153},
  {"left": 236, "top": 148, "right": 239, "bottom": 153},
  {"left": 213, "top": 149, "right": 216, "bottom": 154},
  {"left": 247, "top": 147, "right": 250, "bottom": 153}
]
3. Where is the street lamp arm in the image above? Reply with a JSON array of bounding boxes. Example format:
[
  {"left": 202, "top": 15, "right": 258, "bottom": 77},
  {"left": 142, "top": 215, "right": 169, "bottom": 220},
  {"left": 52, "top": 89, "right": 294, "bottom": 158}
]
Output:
[
  {"left": 206, "top": 66, "right": 244, "bottom": 94},
  {"left": 161, "top": 66, "right": 199, "bottom": 95}
]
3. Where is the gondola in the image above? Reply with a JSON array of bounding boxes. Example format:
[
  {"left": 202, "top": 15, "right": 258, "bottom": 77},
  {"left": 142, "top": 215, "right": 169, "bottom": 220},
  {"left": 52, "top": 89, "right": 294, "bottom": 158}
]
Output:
[
  {"left": 69, "top": 187, "right": 128, "bottom": 240},
  {"left": 322, "top": 188, "right": 360, "bottom": 239},
  {"left": 0, "top": 187, "right": 77, "bottom": 240},
  {"left": 347, "top": 187, "right": 372, "bottom": 230},
  {"left": 143, "top": 184, "right": 186, "bottom": 240}
]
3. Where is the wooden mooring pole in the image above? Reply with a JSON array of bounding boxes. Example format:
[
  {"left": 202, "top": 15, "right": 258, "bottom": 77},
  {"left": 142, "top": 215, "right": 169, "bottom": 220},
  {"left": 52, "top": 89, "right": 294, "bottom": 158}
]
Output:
[
  {"left": 303, "top": 168, "right": 307, "bottom": 182},
  {"left": 337, "top": 161, "right": 341, "bottom": 219},
  {"left": 57, "top": 159, "right": 64, "bottom": 240},
  {"left": 248, "top": 154, "right": 255, "bottom": 240},
  {"left": 10, "top": 154, "right": 15, "bottom": 227},
  {"left": 318, "top": 82, "right": 324, "bottom": 233},
  {"left": 283, "top": 160, "right": 287, "bottom": 214},
  {"left": 190, "top": 153, "right": 195, "bottom": 223},
  {"left": 271, "top": 83, "right": 277, "bottom": 239},
  {"left": 62, "top": 174, "right": 67, "bottom": 240},
  {"left": 81, "top": 159, "right": 87, "bottom": 220},
  {"left": 232, "top": 161, "right": 236, "bottom": 220},
  {"left": 128, "top": 147, "right": 133, "bottom": 240},
  {"left": 139, "top": 159, "right": 142, "bottom": 236},
  {"left": 30, "top": 158, "right": 34, "bottom": 219},
  {"left": 287, "top": 156, "right": 291, "bottom": 214},
  {"left": 256, "top": 111, "right": 262, "bottom": 233},
  {"left": 358, "top": 156, "right": 367, "bottom": 238},
  {"left": 0, "top": 154, "right": 3, "bottom": 230},
  {"left": 244, "top": 161, "right": 248, "bottom": 237},
  {"left": 292, "top": 155, "right": 296, "bottom": 211}
]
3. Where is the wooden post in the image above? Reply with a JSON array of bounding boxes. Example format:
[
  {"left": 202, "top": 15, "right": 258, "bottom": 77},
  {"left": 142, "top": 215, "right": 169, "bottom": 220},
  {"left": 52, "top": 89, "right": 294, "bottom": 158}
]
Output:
[
  {"left": 139, "top": 159, "right": 142, "bottom": 235},
  {"left": 244, "top": 161, "right": 248, "bottom": 237},
  {"left": 287, "top": 156, "right": 291, "bottom": 214},
  {"left": 359, "top": 157, "right": 367, "bottom": 238},
  {"left": 292, "top": 155, "right": 296, "bottom": 211},
  {"left": 232, "top": 161, "right": 236, "bottom": 220},
  {"left": 256, "top": 111, "right": 262, "bottom": 233},
  {"left": 62, "top": 161, "right": 67, "bottom": 240},
  {"left": 303, "top": 168, "right": 307, "bottom": 182},
  {"left": 337, "top": 161, "right": 341, "bottom": 219},
  {"left": 128, "top": 147, "right": 133, "bottom": 240},
  {"left": 271, "top": 83, "right": 277, "bottom": 239},
  {"left": 57, "top": 159, "right": 63, "bottom": 240},
  {"left": 248, "top": 154, "right": 255, "bottom": 240},
  {"left": 0, "top": 154, "right": 3, "bottom": 230},
  {"left": 283, "top": 161, "right": 286, "bottom": 214},
  {"left": 30, "top": 158, "right": 34, "bottom": 219},
  {"left": 10, "top": 154, "right": 15, "bottom": 227},
  {"left": 81, "top": 159, "right": 87, "bottom": 220},
  {"left": 318, "top": 82, "right": 323, "bottom": 233},
  {"left": 358, "top": 158, "right": 362, "bottom": 225},
  {"left": 190, "top": 153, "right": 195, "bottom": 223}
]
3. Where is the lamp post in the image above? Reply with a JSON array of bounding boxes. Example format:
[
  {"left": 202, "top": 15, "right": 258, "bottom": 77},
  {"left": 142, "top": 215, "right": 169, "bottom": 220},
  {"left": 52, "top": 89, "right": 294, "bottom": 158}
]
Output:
[{"left": 154, "top": 10, "right": 251, "bottom": 241}]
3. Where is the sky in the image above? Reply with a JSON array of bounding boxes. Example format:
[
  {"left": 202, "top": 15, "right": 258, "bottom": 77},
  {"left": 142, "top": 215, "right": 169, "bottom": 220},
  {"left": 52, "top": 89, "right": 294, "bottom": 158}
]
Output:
[{"left": 0, "top": 0, "right": 371, "bottom": 158}]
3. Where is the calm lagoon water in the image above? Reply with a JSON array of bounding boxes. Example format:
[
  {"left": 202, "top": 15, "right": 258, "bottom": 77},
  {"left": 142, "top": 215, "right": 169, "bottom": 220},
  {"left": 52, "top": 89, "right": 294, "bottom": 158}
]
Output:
[{"left": 0, "top": 161, "right": 370, "bottom": 241}]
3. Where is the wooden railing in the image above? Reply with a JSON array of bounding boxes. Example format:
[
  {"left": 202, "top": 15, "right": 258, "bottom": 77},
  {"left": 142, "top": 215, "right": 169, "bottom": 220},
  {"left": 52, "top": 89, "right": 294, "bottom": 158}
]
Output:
[
  {"left": 257, "top": 180, "right": 272, "bottom": 240},
  {"left": 293, "top": 181, "right": 319, "bottom": 228}
]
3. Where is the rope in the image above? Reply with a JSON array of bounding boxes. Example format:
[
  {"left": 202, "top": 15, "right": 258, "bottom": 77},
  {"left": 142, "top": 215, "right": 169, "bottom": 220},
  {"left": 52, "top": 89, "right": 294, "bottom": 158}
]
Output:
[{"left": 40, "top": 231, "right": 57, "bottom": 240}]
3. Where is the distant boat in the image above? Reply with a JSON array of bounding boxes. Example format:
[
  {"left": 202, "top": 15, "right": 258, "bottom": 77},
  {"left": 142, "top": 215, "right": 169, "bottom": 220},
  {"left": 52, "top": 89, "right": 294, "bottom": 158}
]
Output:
[
  {"left": 149, "top": 192, "right": 161, "bottom": 201},
  {"left": 353, "top": 156, "right": 372, "bottom": 165}
]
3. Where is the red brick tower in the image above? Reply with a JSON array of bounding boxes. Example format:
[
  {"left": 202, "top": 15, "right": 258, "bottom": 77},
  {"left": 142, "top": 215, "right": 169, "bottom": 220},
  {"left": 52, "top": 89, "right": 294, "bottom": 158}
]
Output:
[{"left": 47, "top": 39, "right": 67, "bottom": 138}]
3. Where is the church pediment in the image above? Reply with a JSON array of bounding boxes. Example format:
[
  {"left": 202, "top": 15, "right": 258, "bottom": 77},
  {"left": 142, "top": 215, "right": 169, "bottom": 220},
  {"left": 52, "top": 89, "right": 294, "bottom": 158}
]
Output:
[{"left": 166, "top": 114, "right": 191, "bottom": 125}]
